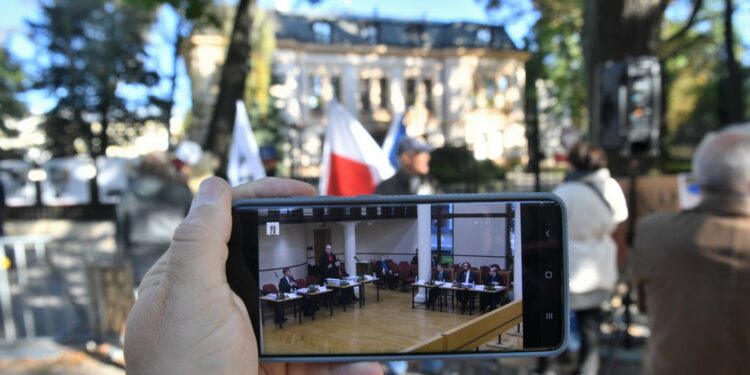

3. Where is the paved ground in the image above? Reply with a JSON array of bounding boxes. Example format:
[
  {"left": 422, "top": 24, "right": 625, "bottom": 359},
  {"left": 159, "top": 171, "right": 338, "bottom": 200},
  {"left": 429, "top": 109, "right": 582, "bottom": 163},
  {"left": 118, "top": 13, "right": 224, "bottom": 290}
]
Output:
[{"left": 0, "top": 219, "right": 647, "bottom": 374}]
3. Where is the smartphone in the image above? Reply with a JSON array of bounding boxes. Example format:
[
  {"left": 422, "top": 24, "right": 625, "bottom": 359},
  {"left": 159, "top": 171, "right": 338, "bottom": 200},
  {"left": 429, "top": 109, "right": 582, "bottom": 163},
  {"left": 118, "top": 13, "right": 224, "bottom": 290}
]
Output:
[{"left": 227, "top": 193, "right": 568, "bottom": 362}]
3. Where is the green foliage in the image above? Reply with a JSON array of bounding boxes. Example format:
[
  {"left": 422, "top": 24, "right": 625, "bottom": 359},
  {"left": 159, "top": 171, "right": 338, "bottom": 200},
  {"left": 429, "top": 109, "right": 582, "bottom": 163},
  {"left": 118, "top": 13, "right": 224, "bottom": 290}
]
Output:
[
  {"left": 243, "top": 9, "right": 281, "bottom": 147},
  {"left": 30, "top": 0, "right": 161, "bottom": 156},
  {"left": 125, "top": 0, "right": 220, "bottom": 28},
  {"left": 531, "top": 0, "right": 587, "bottom": 128},
  {"left": 430, "top": 146, "right": 506, "bottom": 186},
  {"left": 662, "top": 0, "right": 740, "bottom": 148},
  {"left": 0, "top": 48, "right": 26, "bottom": 136}
]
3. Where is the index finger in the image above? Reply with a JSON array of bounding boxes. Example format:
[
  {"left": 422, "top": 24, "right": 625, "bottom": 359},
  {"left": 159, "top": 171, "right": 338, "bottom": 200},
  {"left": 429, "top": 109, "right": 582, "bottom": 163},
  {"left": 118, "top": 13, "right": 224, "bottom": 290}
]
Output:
[{"left": 231, "top": 177, "right": 317, "bottom": 200}]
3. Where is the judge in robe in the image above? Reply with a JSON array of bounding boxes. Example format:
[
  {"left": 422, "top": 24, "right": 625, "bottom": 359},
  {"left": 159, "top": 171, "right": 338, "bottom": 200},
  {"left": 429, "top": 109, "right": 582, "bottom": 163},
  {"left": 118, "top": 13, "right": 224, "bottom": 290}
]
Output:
[{"left": 318, "top": 244, "right": 337, "bottom": 282}]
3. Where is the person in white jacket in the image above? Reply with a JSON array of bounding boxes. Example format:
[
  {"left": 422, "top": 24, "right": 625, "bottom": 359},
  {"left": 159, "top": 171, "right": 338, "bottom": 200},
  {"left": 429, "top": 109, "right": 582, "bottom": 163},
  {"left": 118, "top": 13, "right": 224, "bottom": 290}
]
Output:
[{"left": 551, "top": 143, "right": 628, "bottom": 375}]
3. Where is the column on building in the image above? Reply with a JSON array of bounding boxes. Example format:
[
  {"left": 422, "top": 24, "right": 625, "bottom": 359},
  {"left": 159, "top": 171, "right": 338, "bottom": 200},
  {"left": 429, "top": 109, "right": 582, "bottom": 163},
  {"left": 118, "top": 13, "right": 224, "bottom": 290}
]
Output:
[
  {"left": 415, "top": 204, "right": 432, "bottom": 303},
  {"left": 513, "top": 203, "right": 522, "bottom": 301},
  {"left": 389, "top": 67, "right": 405, "bottom": 114},
  {"left": 340, "top": 221, "right": 360, "bottom": 298},
  {"left": 341, "top": 65, "right": 358, "bottom": 115}
]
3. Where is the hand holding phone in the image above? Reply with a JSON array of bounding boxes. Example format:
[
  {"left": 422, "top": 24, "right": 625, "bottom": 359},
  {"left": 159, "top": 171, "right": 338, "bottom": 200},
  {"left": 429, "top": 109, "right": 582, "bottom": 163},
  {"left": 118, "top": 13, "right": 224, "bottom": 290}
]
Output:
[
  {"left": 124, "top": 177, "right": 382, "bottom": 375},
  {"left": 228, "top": 191, "right": 568, "bottom": 362}
]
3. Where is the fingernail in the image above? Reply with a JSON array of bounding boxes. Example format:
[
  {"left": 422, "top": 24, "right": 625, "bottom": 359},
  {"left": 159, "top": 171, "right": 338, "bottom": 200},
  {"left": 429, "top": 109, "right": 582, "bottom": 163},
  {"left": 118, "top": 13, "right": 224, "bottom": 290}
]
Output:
[{"left": 194, "top": 178, "right": 223, "bottom": 208}]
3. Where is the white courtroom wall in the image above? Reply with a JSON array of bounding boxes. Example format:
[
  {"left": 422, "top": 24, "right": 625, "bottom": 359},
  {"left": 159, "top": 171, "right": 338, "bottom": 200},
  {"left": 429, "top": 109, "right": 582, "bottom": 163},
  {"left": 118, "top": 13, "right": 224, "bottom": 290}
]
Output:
[
  {"left": 258, "top": 223, "right": 308, "bottom": 288},
  {"left": 452, "top": 202, "right": 508, "bottom": 269},
  {"left": 354, "top": 218, "right": 419, "bottom": 264}
]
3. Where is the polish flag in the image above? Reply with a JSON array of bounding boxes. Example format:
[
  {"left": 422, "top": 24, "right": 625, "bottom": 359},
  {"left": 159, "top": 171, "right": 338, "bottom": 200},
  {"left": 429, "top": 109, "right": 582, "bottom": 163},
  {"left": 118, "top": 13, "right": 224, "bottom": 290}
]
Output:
[{"left": 319, "top": 101, "right": 395, "bottom": 196}]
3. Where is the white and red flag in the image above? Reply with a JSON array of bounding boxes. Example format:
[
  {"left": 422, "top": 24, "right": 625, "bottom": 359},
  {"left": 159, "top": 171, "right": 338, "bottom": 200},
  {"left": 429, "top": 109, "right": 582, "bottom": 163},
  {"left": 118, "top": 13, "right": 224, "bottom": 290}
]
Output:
[{"left": 319, "top": 101, "right": 395, "bottom": 196}]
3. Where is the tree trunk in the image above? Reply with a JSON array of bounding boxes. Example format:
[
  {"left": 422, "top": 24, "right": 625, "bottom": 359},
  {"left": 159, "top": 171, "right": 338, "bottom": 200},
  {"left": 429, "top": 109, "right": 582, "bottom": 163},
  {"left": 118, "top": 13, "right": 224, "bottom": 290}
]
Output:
[
  {"left": 165, "top": 16, "right": 186, "bottom": 150},
  {"left": 204, "top": 0, "right": 255, "bottom": 177},
  {"left": 723, "top": 0, "right": 744, "bottom": 124}
]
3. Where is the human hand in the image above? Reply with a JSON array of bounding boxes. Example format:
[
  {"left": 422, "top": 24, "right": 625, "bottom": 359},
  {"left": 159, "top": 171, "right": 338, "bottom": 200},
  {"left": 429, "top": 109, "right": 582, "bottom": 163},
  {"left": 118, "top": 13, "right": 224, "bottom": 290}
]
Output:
[{"left": 124, "top": 177, "right": 383, "bottom": 375}]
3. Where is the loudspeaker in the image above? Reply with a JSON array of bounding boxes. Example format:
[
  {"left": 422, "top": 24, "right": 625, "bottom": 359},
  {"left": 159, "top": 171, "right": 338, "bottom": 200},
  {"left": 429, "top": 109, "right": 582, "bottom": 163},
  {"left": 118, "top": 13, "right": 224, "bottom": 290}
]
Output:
[{"left": 593, "top": 57, "right": 661, "bottom": 155}]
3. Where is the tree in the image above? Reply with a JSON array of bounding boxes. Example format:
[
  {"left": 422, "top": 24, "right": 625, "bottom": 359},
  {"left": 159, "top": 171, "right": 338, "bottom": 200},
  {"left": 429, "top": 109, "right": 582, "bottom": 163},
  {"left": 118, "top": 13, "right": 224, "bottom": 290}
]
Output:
[
  {"left": 0, "top": 48, "right": 26, "bottom": 137},
  {"left": 30, "top": 0, "right": 161, "bottom": 157},
  {"left": 126, "top": 0, "right": 220, "bottom": 145},
  {"left": 203, "top": 0, "right": 254, "bottom": 177},
  {"left": 722, "top": 0, "right": 744, "bottom": 123}
]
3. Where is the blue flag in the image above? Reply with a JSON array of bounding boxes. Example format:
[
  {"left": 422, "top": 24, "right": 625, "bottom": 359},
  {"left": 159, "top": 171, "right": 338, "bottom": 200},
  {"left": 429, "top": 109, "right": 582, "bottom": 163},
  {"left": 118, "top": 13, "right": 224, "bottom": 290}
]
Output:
[{"left": 381, "top": 113, "right": 406, "bottom": 169}]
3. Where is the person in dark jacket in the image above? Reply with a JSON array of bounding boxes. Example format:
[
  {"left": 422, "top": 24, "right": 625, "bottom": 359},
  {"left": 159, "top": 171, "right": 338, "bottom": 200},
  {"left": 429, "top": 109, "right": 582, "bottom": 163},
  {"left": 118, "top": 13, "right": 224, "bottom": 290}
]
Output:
[
  {"left": 376, "top": 137, "right": 437, "bottom": 195},
  {"left": 456, "top": 262, "right": 477, "bottom": 313},
  {"left": 480, "top": 266, "right": 504, "bottom": 311},
  {"left": 426, "top": 263, "right": 451, "bottom": 308},
  {"left": 318, "top": 244, "right": 337, "bottom": 281},
  {"left": 375, "top": 255, "right": 398, "bottom": 290}
]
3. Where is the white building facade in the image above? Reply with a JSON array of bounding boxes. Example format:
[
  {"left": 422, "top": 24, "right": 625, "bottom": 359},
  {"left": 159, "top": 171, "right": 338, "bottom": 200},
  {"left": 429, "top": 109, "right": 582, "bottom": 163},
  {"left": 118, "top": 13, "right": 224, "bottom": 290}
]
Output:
[{"left": 188, "top": 13, "right": 529, "bottom": 178}]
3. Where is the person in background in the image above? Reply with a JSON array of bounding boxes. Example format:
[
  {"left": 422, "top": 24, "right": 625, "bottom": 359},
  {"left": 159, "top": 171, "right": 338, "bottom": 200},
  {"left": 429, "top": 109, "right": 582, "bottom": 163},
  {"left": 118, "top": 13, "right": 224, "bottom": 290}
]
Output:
[
  {"left": 278, "top": 267, "right": 297, "bottom": 293},
  {"left": 632, "top": 124, "right": 750, "bottom": 375},
  {"left": 456, "top": 262, "right": 477, "bottom": 313},
  {"left": 0, "top": 175, "right": 5, "bottom": 237},
  {"left": 375, "top": 255, "right": 398, "bottom": 290},
  {"left": 546, "top": 142, "right": 628, "bottom": 375},
  {"left": 411, "top": 249, "right": 418, "bottom": 265},
  {"left": 318, "top": 244, "right": 337, "bottom": 282},
  {"left": 426, "top": 263, "right": 451, "bottom": 308},
  {"left": 480, "top": 266, "right": 504, "bottom": 312},
  {"left": 376, "top": 137, "right": 436, "bottom": 195},
  {"left": 116, "top": 152, "right": 193, "bottom": 289}
]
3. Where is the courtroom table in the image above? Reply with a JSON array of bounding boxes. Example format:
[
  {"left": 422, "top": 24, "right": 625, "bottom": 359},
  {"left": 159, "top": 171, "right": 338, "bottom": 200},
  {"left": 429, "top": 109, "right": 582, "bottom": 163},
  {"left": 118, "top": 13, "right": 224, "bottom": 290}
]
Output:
[
  {"left": 411, "top": 282, "right": 507, "bottom": 315},
  {"left": 260, "top": 294, "right": 302, "bottom": 328},
  {"left": 357, "top": 277, "right": 380, "bottom": 305},
  {"left": 325, "top": 282, "right": 362, "bottom": 311},
  {"left": 297, "top": 288, "right": 334, "bottom": 320}
]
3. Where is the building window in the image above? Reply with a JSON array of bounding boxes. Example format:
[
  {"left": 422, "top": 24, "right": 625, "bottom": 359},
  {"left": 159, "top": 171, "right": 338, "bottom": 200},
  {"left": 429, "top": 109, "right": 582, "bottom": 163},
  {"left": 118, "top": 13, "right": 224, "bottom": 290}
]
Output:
[
  {"left": 406, "top": 78, "right": 417, "bottom": 107},
  {"left": 406, "top": 25, "right": 425, "bottom": 46},
  {"left": 331, "top": 75, "right": 341, "bottom": 100},
  {"left": 431, "top": 205, "right": 454, "bottom": 264},
  {"left": 379, "top": 77, "right": 389, "bottom": 109},
  {"left": 312, "top": 22, "right": 332, "bottom": 44},
  {"left": 476, "top": 28, "right": 492, "bottom": 46},
  {"left": 360, "top": 78, "right": 371, "bottom": 113},
  {"left": 360, "top": 24, "right": 378, "bottom": 44},
  {"left": 424, "top": 79, "right": 433, "bottom": 112},
  {"left": 485, "top": 78, "right": 496, "bottom": 105},
  {"left": 309, "top": 75, "right": 323, "bottom": 114}
]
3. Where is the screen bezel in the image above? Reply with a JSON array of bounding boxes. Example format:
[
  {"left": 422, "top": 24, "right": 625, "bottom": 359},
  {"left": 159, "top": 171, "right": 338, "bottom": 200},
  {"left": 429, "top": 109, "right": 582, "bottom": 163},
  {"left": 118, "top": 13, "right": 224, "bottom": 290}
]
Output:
[{"left": 227, "top": 193, "right": 569, "bottom": 362}]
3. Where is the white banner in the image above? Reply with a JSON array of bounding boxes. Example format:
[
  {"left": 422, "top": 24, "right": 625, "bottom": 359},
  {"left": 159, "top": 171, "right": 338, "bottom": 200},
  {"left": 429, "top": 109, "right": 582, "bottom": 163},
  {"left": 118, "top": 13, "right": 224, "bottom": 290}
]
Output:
[
  {"left": 41, "top": 157, "right": 94, "bottom": 206},
  {"left": 96, "top": 157, "right": 129, "bottom": 204},
  {"left": 0, "top": 160, "right": 36, "bottom": 207}
]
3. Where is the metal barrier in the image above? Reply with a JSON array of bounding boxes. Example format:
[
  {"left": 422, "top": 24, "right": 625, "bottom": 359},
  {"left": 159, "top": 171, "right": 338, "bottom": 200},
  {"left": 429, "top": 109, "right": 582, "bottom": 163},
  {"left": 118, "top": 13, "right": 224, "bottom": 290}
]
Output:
[{"left": 0, "top": 235, "right": 81, "bottom": 342}]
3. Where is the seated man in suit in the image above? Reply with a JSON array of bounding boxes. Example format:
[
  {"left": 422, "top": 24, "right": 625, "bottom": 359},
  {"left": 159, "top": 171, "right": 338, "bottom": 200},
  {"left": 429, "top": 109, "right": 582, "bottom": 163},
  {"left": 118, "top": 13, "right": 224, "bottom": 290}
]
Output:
[
  {"left": 480, "top": 266, "right": 504, "bottom": 312},
  {"left": 318, "top": 244, "right": 337, "bottom": 283},
  {"left": 456, "top": 262, "right": 477, "bottom": 313},
  {"left": 426, "top": 263, "right": 451, "bottom": 308},
  {"left": 375, "top": 255, "right": 398, "bottom": 290},
  {"left": 273, "top": 268, "right": 297, "bottom": 324},
  {"left": 278, "top": 267, "right": 297, "bottom": 293}
]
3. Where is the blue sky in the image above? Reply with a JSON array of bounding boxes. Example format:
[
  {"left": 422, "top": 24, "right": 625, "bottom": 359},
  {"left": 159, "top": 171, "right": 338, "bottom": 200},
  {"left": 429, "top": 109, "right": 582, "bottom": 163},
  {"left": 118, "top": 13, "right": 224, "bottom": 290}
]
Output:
[{"left": 0, "top": 0, "right": 748, "bottom": 119}]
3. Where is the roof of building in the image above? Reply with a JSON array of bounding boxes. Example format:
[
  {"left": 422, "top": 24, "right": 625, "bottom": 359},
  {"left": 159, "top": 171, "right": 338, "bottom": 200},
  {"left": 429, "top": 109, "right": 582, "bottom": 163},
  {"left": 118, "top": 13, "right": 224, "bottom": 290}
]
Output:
[{"left": 274, "top": 12, "right": 520, "bottom": 51}]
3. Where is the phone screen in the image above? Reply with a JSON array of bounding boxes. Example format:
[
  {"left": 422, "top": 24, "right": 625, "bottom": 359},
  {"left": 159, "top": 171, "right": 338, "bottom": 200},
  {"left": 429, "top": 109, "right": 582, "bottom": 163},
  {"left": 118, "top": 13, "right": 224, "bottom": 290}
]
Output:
[{"left": 228, "top": 195, "right": 566, "bottom": 360}]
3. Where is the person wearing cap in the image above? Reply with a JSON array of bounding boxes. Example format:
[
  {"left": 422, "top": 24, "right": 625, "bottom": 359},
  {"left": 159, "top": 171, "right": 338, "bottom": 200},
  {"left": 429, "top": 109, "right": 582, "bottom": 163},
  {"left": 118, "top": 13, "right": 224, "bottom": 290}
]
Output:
[{"left": 375, "top": 137, "right": 437, "bottom": 195}]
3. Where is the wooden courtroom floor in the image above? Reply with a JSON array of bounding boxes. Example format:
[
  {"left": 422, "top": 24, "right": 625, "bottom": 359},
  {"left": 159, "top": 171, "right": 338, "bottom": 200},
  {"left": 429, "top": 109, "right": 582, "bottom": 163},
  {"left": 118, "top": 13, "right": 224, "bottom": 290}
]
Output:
[{"left": 261, "top": 284, "right": 522, "bottom": 354}]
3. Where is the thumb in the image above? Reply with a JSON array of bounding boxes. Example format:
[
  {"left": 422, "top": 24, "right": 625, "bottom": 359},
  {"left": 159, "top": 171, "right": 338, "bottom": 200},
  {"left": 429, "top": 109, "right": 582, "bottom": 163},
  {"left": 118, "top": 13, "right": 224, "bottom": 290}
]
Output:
[{"left": 165, "top": 177, "right": 232, "bottom": 288}]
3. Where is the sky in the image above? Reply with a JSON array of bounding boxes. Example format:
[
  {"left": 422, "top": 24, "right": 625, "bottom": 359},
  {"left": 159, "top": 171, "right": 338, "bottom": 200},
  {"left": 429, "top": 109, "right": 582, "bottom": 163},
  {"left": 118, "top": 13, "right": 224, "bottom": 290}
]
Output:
[{"left": 0, "top": 0, "right": 748, "bottom": 120}]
